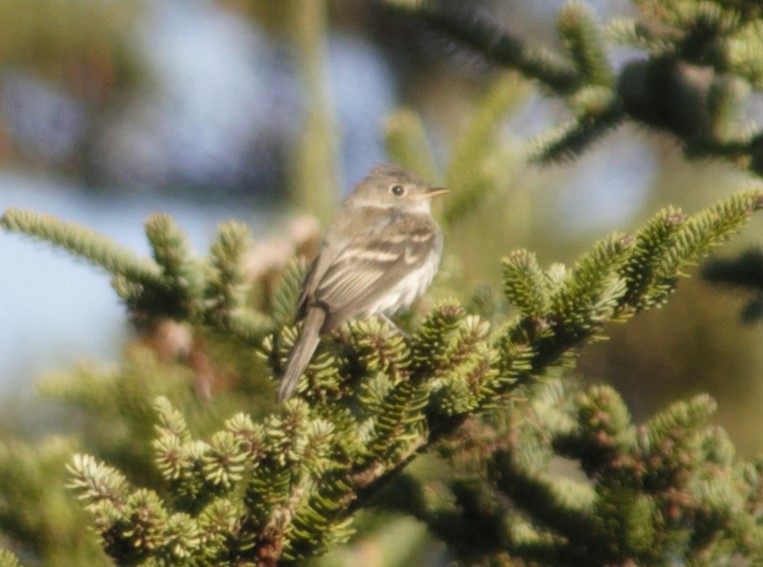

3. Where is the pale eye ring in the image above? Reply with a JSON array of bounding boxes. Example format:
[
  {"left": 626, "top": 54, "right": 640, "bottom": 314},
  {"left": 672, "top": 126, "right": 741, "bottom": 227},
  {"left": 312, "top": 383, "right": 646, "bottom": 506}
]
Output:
[{"left": 390, "top": 184, "right": 405, "bottom": 196}]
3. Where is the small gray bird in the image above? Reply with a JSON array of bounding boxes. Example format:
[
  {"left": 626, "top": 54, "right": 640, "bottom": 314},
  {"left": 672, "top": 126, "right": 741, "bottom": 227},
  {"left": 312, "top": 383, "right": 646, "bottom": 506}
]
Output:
[{"left": 277, "top": 164, "right": 448, "bottom": 401}]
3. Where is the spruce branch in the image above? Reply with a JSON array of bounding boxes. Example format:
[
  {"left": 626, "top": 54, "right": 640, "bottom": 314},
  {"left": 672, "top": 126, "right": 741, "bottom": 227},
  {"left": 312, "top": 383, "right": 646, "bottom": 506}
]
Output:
[
  {"left": 349, "top": 189, "right": 762, "bottom": 555},
  {"left": 547, "top": 234, "right": 630, "bottom": 339},
  {"left": 141, "top": 212, "right": 205, "bottom": 320},
  {"left": 205, "top": 220, "right": 252, "bottom": 318},
  {"left": 145, "top": 213, "right": 196, "bottom": 288},
  {"left": 62, "top": 188, "right": 763, "bottom": 564},
  {"left": 557, "top": 3, "right": 613, "bottom": 87},
  {"left": 487, "top": 190, "right": 761, "bottom": 412},
  {"left": 383, "top": 0, "right": 581, "bottom": 93},
  {"left": 1, "top": 208, "right": 273, "bottom": 344},
  {"left": 606, "top": 17, "right": 676, "bottom": 54},
  {"left": 651, "top": 189, "right": 762, "bottom": 278},
  {"left": 490, "top": 451, "right": 600, "bottom": 560},
  {"left": 363, "top": 379, "right": 429, "bottom": 464},
  {"left": 283, "top": 469, "right": 355, "bottom": 563},
  {"left": 503, "top": 250, "right": 549, "bottom": 320},
  {"left": 0, "top": 208, "right": 161, "bottom": 285},
  {"left": 617, "top": 190, "right": 763, "bottom": 316},
  {"left": 427, "top": 378, "right": 763, "bottom": 565},
  {"left": 203, "top": 431, "right": 247, "bottom": 491},
  {"left": 67, "top": 454, "right": 130, "bottom": 510},
  {"left": 444, "top": 73, "right": 526, "bottom": 225},
  {"left": 0, "top": 550, "right": 22, "bottom": 567},
  {"left": 269, "top": 258, "right": 308, "bottom": 329},
  {"left": 389, "top": 0, "right": 763, "bottom": 174},
  {"left": 527, "top": 86, "right": 625, "bottom": 163},
  {"left": 152, "top": 397, "right": 215, "bottom": 507},
  {"left": 726, "top": 19, "right": 763, "bottom": 87},
  {"left": 204, "top": 221, "right": 273, "bottom": 340},
  {"left": 617, "top": 206, "right": 686, "bottom": 313},
  {"left": 350, "top": 317, "right": 410, "bottom": 382},
  {"left": 383, "top": 108, "right": 439, "bottom": 182},
  {"left": 409, "top": 302, "right": 466, "bottom": 375},
  {"left": 567, "top": 385, "right": 637, "bottom": 473}
]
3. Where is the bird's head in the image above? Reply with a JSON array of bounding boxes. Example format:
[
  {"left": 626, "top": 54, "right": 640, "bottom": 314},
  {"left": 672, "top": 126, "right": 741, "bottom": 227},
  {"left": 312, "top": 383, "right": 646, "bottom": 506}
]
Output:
[{"left": 346, "top": 164, "right": 448, "bottom": 213}]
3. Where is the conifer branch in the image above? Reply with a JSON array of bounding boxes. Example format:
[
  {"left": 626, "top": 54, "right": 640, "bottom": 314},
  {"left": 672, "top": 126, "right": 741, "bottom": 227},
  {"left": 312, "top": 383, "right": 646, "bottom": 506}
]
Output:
[
  {"left": 204, "top": 221, "right": 273, "bottom": 340},
  {"left": 444, "top": 74, "right": 526, "bottom": 225},
  {"left": 8, "top": 3, "right": 763, "bottom": 564},
  {"left": 388, "top": 0, "right": 763, "bottom": 175},
  {"left": 206, "top": 221, "right": 251, "bottom": 316},
  {"left": 558, "top": 3, "right": 613, "bottom": 87},
  {"left": 420, "top": 378, "right": 763, "bottom": 565},
  {"left": 383, "top": 108, "right": 439, "bottom": 182},
  {"left": 1, "top": 208, "right": 273, "bottom": 343},
  {"left": 269, "top": 259, "right": 307, "bottom": 329},
  {"left": 527, "top": 88, "right": 625, "bottom": 163},
  {"left": 1, "top": 208, "right": 161, "bottom": 285},
  {"left": 503, "top": 250, "right": 549, "bottom": 320},
  {"left": 45, "top": 187, "right": 762, "bottom": 565},
  {"left": 383, "top": 0, "right": 581, "bottom": 93},
  {"left": 0, "top": 549, "right": 22, "bottom": 567},
  {"left": 347, "top": 190, "right": 763, "bottom": 555},
  {"left": 141, "top": 212, "right": 205, "bottom": 320},
  {"left": 8, "top": 187, "right": 760, "bottom": 563}
]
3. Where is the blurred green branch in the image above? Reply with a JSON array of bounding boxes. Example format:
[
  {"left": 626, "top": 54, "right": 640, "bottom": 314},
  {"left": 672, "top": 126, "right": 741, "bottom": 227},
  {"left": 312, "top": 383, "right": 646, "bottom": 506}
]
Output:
[
  {"left": 384, "top": 0, "right": 763, "bottom": 175},
  {"left": 1, "top": 209, "right": 272, "bottom": 342},
  {"left": 0, "top": 0, "right": 141, "bottom": 95}
]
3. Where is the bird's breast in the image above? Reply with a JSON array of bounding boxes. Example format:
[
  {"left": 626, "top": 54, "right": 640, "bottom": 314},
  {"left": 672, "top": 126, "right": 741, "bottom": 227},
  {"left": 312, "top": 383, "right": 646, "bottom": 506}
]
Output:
[{"left": 363, "top": 247, "right": 440, "bottom": 316}]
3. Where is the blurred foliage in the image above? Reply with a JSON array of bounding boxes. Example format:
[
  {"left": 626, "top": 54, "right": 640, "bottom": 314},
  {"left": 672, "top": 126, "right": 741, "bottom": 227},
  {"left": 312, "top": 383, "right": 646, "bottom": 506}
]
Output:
[
  {"left": 0, "top": 0, "right": 140, "bottom": 95},
  {"left": 702, "top": 247, "right": 763, "bottom": 323},
  {"left": 387, "top": 0, "right": 763, "bottom": 175},
  {"left": 287, "top": 0, "right": 340, "bottom": 221}
]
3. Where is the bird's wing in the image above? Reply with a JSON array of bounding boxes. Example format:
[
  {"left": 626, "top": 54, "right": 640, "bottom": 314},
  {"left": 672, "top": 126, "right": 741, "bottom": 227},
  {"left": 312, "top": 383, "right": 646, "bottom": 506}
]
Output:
[{"left": 310, "top": 210, "right": 441, "bottom": 331}]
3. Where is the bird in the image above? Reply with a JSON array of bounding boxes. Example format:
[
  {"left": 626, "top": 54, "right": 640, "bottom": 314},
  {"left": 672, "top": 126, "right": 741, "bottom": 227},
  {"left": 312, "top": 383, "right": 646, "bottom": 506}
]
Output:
[{"left": 277, "top": 164, "right": 448, "bottom": 401}]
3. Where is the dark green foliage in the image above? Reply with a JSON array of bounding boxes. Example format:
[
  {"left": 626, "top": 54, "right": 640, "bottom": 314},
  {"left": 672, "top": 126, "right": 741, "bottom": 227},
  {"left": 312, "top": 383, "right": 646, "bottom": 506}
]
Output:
[
  {"left": 528, "top": 86, "right": 625, "bottom": 163},
  {"left": 415, "top": 380, "right": 763, "bottom": 565},
  {"left": 703, "top": 247, "right": 763, "bottom": 322}
]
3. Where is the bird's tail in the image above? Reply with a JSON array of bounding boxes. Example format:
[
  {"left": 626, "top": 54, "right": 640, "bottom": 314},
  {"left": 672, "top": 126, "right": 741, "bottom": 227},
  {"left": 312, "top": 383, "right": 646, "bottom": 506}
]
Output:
[{"left": 277, "top": 308, "right": 325, "bottom": 401}]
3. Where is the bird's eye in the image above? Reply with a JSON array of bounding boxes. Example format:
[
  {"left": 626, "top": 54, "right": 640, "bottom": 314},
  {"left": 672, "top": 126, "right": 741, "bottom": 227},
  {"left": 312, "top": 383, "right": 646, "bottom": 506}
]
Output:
[{"left": 390, "top": 184, "right": 405, "bottom": 196}]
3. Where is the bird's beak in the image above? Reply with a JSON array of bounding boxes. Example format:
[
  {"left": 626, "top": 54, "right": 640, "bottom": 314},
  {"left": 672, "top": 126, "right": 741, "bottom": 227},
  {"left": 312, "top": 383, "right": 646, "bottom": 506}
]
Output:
[{"left": 417, "top": 186, "right": 449, "bottom": 200}]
